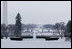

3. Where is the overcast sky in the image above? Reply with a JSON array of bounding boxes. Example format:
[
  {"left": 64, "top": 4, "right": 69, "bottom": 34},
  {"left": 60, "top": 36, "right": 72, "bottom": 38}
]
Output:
[{"left": 1, "top": 1, "right": 71, "bottom": 25}]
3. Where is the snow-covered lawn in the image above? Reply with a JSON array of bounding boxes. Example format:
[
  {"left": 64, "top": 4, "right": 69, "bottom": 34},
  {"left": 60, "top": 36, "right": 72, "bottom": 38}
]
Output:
[{"left": 1, "top": 37, "right": 71, "bottom": 48}]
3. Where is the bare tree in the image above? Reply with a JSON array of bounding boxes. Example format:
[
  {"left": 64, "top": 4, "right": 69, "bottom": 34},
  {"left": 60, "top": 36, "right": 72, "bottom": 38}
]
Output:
[{"left": 1, "top": 24, "right": 8, "bottom": 39}]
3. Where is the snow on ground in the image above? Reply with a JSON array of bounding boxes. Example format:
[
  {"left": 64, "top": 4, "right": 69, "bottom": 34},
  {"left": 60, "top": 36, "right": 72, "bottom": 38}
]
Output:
[{"left": 1, "top": 37, "right": 71, "bottom": 48}]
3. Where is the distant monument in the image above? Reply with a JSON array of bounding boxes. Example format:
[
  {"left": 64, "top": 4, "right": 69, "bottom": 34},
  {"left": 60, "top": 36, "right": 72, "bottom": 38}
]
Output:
[{"left": 3, "top": 1, "right": 7, "bottom": 26}]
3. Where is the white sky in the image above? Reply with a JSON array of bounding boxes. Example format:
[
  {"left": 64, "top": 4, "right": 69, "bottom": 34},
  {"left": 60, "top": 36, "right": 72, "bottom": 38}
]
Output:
[{"left": 1, "top": 1, "right": 71, "bottom": 25}]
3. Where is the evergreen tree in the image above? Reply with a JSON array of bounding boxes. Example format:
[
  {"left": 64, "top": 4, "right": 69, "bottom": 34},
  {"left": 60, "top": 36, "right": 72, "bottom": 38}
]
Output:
[
  {"left": 15, "top": 13, "right": 22, "bottom": 37},
  {"left": 66, "top": 20, "right": 71, "bottom": 33},
  {"left": 66, "top": 20, "right": 71, "bottom": 38}
]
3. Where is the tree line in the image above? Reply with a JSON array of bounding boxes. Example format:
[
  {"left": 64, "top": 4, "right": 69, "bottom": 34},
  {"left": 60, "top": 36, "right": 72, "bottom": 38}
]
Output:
[{"left": 1, "top": 13, "right": 71, "bottom": 39}]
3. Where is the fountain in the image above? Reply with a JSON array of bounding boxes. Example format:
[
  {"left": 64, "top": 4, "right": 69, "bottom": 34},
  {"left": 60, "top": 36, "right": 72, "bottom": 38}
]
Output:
[
  {"left": 32, "top": 23, "right": 45, "bottom": 41},
  {"left": 33, "top": 32, "right": 36, "bottom": 40}
]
